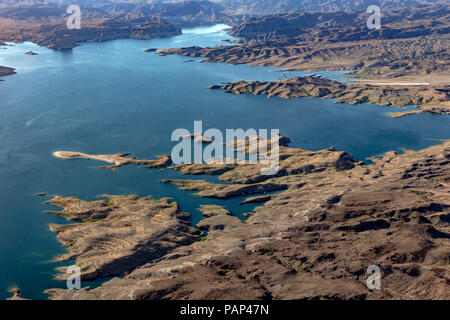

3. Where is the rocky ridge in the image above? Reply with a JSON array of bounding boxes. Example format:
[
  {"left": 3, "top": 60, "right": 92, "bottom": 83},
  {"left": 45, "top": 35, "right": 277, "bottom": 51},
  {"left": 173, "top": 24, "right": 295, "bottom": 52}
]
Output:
[
  {"left": 156, "top": 5, "right": 450, "bottom": 115},
  {"left": 6, "top": 287, "right": 27, "bottom": 300},
  {"left": 219, "top": 0, "right": 447, "bottom": 15},
  {"left": 45, "top": 195, "right": 200, "bottom": 281},
  {"left": 208, "top": 76, "right": 450, "bottom": 117}
]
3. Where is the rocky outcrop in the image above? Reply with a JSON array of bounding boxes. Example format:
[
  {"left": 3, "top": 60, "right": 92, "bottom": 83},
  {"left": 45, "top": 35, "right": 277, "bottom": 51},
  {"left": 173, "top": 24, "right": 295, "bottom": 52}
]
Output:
[
  {"left": 46, "top": 34, "right": 77, "bottom": 51},
  {"left": 150, "top": 0, "right": 234, "bottom": 27},
  {"left": 157, "top": 34, "right": 449, "bottom": 83},
  {"left": 53, "top": 151, "right": 172, "bottom": 170},
  {"left": 0, "top": 5, "right": 181, "bottom": 50},
  {"left": 161, "top": 179, "right": 289, "bottom": 199},
  {"left": 0, "top": 66, "right": 16, "bottom": 77},
  {"left": 209, "top": 76, "right": 450, "bottom": 116},
  {"left": 227, "top": 5, "right": 450, "bottom": 40},
  {"left": 45, "top": 195, "right": 200, "bottom": 281},
  {"left": 45, "top": 140, "right": 450, "bottom": 300},
  {"left": 196, "top": 205, "right": 242, "bottom": 232},
  {"left": 170, "top": 143, "right": 356, "bottom": 185},
  {"left": 219, "top": 0, "right": 447, "bottom": 16},
  {"left": 7, "top": 287, "right": 28, "bottom": 300}
]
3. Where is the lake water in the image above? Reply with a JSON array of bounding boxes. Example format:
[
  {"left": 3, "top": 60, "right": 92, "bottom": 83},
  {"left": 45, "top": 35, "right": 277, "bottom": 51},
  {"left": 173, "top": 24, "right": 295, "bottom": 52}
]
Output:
[{"left": 0, "top": 24, "right": 449, "bottom": 300}]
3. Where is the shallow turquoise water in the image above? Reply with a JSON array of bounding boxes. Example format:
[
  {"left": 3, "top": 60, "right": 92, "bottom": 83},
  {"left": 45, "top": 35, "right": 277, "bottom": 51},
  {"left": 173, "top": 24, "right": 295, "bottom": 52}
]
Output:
[{"left": 0, "top": 25, "right": 449, "bottom": 299}]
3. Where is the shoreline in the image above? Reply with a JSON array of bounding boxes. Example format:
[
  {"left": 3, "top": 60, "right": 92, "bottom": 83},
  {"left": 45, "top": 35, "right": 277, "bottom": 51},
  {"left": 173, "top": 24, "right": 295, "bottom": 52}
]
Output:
[
  {"left": 0, "top": 65, "right": 16, "bottom": 77},
  {"left": 43, "top": 139, "right": 450, "bottom": 300},
  {"left": 155, "top": 6, "right": 449, "bottom": 118}
]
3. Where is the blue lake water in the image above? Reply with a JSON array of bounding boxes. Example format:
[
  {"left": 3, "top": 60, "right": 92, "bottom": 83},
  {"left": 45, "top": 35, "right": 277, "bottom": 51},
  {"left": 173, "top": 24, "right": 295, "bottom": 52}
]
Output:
[{"left": 0, "top": 24, "right": 449, "bottom": 299}]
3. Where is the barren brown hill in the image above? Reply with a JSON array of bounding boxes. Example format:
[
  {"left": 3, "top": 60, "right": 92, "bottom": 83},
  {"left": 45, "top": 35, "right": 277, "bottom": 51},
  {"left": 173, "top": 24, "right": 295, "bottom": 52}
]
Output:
[
  {"left": 209, "top": 76, "right": 450, "bottom": 117},
  {"left": 157, "top": 5, "right": 449, "bottom": 114},
  {"left": 44, "top": 195, "right": 199, "bottom": 281},
  {"left": 0, "top": 5, "right": 182, "bottom": 50},
  {"left": 228, "top": 5, "right": 450, "bottom": 39},
  {"left": 157, "top": 4, "right": 450, "bottom": 83}
]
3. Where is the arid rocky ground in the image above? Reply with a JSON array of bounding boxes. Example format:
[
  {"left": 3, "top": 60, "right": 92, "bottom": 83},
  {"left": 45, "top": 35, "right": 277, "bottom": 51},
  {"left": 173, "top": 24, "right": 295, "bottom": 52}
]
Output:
[
  {"left": 158, "top": 5, "right": 449, "bottom": 81},
  {"left": 3, "top": 1, "right": 449, "bottom": 301},
  {"left": 53, "top": 151, "right": 172, "bottom": 170},
  {"left": 0, "top": 65, "right": 15, "bottom": 77},
  {"left": 157, "top": 5, "right": 450, "bottom": 116},
  {"left": 208, "top": 76, "right": 450, "bottom": 117},
  {"left": 44, "top": 138, "right": 450, "bottom": 300}
]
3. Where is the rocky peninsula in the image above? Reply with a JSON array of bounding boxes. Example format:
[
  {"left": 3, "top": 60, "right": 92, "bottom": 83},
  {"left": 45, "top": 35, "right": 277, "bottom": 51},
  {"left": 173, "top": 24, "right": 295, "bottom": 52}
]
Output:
[
  {"left": 157, "top": 5, "right": 450, "bottom": 116},
  {"left": 45, "top": 138, "right": 450, "bottom": 300},
  {"left": 45, "top": 195, "right": 200, "bottom": 281},
  {"left": 7, "top": 288, "right": 27, "bottom": 300},
  {"left": 208, "top": 76, "right": 450, "bottom": 117},
  {"left": 53, "top": 151, "right": 172, "bottom": 170},
  {"left": 0, "top": 66, "right": 16, "bottom": 77}
]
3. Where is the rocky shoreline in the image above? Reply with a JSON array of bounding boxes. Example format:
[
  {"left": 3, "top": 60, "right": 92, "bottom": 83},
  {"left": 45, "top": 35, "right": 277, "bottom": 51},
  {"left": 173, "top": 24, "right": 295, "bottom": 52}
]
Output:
[
  {"left": 0, "top": 66, "right": 16, "bottom": 78},
  {"left": 156, "top": 5, "right": 450, "bottom": 116},
  {"left": 0, "top": 6, "right": 181, "bottom": 50},
  {"left": 45, "top": 195, "right": 200, "bottom": 281},
  {"left": 157, "top": 5, "right": 449, "bottom": 82},
  {"left": 44, "top": 139, "right": 450, "bottom": 300},
  {"left": 208, "top": 76, "right": 450, "bottom": 117},
  {"left": 4, "top": 1, "right": 447, "bottom": 301},
  {"left": 53, "top": 151, "right": 172, "bottom": 170}
]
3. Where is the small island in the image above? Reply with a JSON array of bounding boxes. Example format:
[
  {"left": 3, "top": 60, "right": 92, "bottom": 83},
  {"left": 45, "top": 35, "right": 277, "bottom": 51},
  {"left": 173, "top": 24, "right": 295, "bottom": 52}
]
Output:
[
  {"left": 45, "top": 139, "right": 450, "bottom": 300},
  {"left": 0, "top": 66, "right": 16, "bottom": 77}
]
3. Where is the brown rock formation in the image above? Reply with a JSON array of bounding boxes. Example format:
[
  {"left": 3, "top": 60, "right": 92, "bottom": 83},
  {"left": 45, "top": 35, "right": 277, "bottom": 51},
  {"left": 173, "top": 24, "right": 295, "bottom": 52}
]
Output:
[
  {"left": 0, "top": 66, "right": 16, "bottom": 77},
  {"left": 53, "top": 151, "right": 172, "bottom": 170},
  {"left": 219, "top": 0, "right": 446, "bottom": 16},
  {"left": 7, "top": 287, "right": 28, "bottom": 300},
  {"left": 0, "top": 5, "right": 182, "bottom": 50},
  {"left": 157, "top": 5, "right": 450, "bottom": 116},
  {"left": 45, "top": 140, "right": 450, "bottom": 300},
  {"left": 209, "top": 76, "right": 450, "bottom": 116},
  {"left": 181, "top": 133, "right": 213, "bottom": 144},
  {"left": 196, "top": 205, "right": 242, "bottom": 232},
  {"left": 161, "top": 179, "right": 288, "bottom": 199},
  {"left": 45, "top": 195, "right": 200, "bottom": 281}
]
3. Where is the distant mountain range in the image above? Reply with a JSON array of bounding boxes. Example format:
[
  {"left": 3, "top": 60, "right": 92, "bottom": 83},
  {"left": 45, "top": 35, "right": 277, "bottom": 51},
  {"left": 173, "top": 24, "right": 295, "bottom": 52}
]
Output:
[
  {"left": 1, "top": 0, "right": 447, "bottom": 17},
  {"left": 217, "top": 0, "right": 447, "bottom": 15}
]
